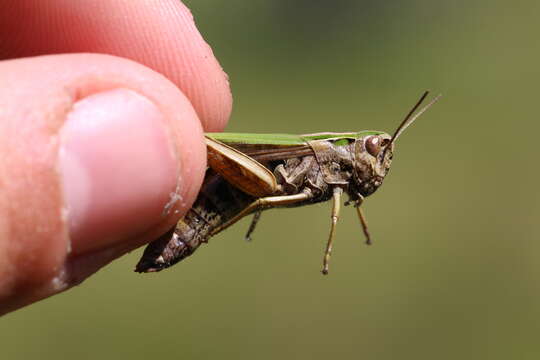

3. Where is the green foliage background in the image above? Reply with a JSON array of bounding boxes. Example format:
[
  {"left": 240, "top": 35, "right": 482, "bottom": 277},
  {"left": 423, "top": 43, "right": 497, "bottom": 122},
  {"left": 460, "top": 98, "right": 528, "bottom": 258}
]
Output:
[{"left": 3, "top": 1, "right": 540, "bottom": 359}]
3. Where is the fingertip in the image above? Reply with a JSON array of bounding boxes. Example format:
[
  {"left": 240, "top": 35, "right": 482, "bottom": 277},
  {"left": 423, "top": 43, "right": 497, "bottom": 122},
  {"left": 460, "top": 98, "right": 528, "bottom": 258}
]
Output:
[
  {"left": 59, "top": 88, "right": 185, "bottom": 255},
  {"left": 0, "top": 54, "right": 208, "bottom": 312},
  {"left": 0, "top": 0, "right": 233, "bottom": 132},
  {"left": 174, "top": 1, "right": 233, "bottom": 131}
]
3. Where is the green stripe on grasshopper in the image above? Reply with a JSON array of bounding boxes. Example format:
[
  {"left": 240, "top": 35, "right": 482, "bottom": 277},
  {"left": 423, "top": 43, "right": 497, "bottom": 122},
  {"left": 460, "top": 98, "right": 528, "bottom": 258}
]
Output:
[
  {"left": 206, "top": 132, "right": 305, "bottom": 145},
  {"left": 206, "top": 130, "right": 385, "bottom": 146}
]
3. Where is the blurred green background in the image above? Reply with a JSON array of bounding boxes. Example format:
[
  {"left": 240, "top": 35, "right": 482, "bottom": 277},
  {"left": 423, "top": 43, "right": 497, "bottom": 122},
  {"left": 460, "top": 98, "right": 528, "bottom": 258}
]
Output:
[{"left": 3, "top": 1, "right": 540, "bottom": 359}]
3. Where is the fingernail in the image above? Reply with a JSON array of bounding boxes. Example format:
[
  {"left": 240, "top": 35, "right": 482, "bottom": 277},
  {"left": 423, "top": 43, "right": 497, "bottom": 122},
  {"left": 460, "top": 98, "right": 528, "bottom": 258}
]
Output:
[{"left": 59, "top": 89, "right": 179, "bottom": 254}]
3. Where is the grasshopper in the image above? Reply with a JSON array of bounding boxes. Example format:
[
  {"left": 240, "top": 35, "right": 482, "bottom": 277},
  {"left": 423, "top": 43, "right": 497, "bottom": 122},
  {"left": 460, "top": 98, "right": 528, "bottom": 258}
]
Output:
[{"left": 136, "top": 91, "right": 440, "bottom": 275}]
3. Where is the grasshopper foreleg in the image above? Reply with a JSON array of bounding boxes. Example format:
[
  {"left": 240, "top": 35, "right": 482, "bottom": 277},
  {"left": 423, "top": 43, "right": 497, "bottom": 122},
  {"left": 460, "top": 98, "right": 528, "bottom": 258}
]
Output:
[
  {"left": 245, "top": 210, "right": 262, "bottom": 242},
  {"left": 210, "top": 190, "right": 313, "bottom": 237},
  {"left": 353, "top": 196, "right": 372, "bottom": 245},
  {"left": 322, "top": 187, "right": 343, "bottom": 275}
]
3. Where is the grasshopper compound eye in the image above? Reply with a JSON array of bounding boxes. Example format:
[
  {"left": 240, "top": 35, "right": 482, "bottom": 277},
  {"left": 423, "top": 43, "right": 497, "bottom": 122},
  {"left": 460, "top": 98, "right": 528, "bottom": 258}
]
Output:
[{"left": 365, "top": 135, "right": 382, "bottom": 157}]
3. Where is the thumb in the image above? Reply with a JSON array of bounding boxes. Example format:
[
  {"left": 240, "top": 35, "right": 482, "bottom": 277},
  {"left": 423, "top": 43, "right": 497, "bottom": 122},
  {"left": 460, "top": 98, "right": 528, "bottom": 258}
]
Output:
[{"left": 0, "top": 54, "right": 207, "bottom": 314}]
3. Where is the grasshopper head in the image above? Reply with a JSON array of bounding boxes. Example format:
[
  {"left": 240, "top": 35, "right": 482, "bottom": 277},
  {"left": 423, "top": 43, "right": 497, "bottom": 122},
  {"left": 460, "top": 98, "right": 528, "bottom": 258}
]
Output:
[
  {"left": 351, "top": 91, "right": 441, "bottom": 199},
  {"left": 352, "top": 133, "right": 394, "bottom": 197}
]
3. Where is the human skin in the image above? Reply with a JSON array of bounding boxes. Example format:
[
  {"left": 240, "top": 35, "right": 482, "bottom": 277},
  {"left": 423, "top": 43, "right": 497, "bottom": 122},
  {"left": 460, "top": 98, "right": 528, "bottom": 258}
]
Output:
[{"left": 0, "top": 0, "right": 232, "bottom": 315}]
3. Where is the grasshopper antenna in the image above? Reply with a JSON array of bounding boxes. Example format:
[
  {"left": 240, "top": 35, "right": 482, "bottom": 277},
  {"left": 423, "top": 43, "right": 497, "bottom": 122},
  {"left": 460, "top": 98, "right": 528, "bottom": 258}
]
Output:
[{"left": 381, "top": 91, "right": 441, "bottom": 162}]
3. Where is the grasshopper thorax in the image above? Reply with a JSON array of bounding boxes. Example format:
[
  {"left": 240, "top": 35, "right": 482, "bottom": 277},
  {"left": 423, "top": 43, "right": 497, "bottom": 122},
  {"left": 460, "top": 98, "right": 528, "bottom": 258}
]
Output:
[{"left": 351, "top": 133, "right": 394, "bottom": 198}]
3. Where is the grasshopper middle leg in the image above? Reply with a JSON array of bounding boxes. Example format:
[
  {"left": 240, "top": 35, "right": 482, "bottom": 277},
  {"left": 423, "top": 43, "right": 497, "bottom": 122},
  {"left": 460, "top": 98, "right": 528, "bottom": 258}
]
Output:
[
  {"left": 245, "top": 210, "right": 262, "bottom": 241},
  {"left": 322, "top": 187, "right": 343, "bottom": 275}
]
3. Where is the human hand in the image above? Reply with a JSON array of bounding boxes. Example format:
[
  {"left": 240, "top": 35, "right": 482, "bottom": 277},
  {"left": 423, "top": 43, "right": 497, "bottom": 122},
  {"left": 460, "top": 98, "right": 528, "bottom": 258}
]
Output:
[{"left": 0, "top": 0, "right": 232, "bottom": 315}]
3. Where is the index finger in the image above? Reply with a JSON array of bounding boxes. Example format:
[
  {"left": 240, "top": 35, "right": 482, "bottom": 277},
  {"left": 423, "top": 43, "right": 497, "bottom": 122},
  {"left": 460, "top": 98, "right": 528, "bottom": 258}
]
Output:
[{"left": 0, "top": 0, "right": 232, "bottom": 131}]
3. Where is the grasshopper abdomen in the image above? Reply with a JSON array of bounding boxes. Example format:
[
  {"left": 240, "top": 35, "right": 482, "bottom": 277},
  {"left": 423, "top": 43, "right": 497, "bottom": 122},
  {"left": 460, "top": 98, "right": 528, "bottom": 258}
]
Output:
[{"left": 135, "top": 169, "right": 256, "bottom": 272}]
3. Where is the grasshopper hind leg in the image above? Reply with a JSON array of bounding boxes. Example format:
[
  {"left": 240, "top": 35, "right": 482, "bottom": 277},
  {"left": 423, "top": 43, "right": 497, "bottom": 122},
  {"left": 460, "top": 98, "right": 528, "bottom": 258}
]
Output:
[{"left": 210, "top": 191, "right": 312, "bottom": 237}]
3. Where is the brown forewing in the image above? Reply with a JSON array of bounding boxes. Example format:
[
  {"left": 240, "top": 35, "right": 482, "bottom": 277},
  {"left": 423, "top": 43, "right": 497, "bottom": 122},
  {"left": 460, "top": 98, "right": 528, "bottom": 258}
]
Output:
[
  {"left": 205, "top": 137, "right": 278, "bottom": 197},
  {"left": 224, "top": 143, "right": 314, "bottom": 162}
]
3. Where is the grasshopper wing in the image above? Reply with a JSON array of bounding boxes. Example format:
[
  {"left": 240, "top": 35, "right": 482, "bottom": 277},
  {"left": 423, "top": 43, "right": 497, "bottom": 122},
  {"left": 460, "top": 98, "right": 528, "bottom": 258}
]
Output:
[
  {"left": 205, "top": 136, "right": 278, "bottom": 197},
  {"left": 206, "top": 132, "right": 314, "bottom": 162}
]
